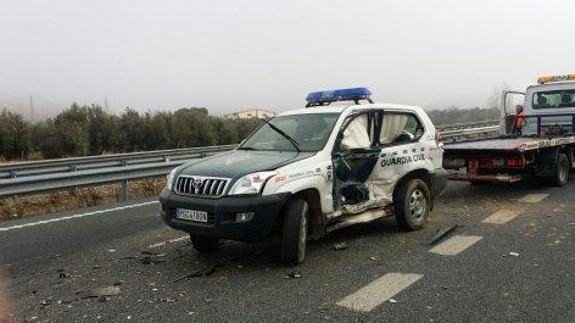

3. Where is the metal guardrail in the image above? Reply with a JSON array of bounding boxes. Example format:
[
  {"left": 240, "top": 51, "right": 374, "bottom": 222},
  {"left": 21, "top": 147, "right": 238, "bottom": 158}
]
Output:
[{"left": 0, "top": 123, "right": 501, "bottom": 199}]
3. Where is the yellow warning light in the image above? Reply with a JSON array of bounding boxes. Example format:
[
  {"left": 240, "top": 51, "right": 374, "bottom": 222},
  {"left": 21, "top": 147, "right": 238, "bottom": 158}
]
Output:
[{"left": 537, "top": 74, "right": 575, "bottom": 84}]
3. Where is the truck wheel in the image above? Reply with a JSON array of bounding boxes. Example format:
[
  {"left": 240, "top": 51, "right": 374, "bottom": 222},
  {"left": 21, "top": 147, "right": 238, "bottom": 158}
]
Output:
[
  {"left": 551, "top": 153, "right": 570, "bottom": 187},
  {"left": 281, "top": 199, "right": 309, "bottom": 264},
  {"left": 394, "top": 178, "right": 431, "bottom": 231},
  {"left": 190, "top": 234, "right": 220, "bottom": 252}
]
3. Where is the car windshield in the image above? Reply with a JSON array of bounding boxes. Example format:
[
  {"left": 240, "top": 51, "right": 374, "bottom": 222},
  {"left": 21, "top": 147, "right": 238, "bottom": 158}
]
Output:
[
  {"left": 532, "top": 90, "right": 575, "bottom": 109},
  {"left": 239, "top": 113, "right": 339, "bottom": 152}
]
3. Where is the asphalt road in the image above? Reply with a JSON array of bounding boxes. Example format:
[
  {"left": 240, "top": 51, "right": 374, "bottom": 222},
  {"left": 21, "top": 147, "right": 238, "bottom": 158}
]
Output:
[{"left": 1, "top": 179, "right": 574, "bottom": 323}]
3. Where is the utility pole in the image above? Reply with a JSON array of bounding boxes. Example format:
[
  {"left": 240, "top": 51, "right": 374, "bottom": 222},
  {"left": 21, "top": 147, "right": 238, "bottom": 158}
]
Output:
[
  {"left": 104, "top": 96, "right": 109, "bottom": 112},
  {"left": 29, "top": 95, "right": 34, "bottom": 120}
]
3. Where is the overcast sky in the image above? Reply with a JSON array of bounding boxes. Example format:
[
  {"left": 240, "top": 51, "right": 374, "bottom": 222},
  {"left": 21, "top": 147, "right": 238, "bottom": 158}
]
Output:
[{"left": 1, "top": 0, "right": 574, "bottom": 117}]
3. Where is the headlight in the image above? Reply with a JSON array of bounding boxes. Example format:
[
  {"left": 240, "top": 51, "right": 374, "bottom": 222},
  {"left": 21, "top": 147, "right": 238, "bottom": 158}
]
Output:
[
  {"left": 228, "top": 171, "right": 277, "bottom": 195},
  {"left": 166, "top": 168, "right": 179, "bottom": 191}
]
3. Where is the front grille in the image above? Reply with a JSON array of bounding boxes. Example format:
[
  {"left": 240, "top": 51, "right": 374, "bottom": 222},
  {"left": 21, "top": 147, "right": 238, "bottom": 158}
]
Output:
[{"left": 174, "top": 175, "right": 230, "bottom": 198}]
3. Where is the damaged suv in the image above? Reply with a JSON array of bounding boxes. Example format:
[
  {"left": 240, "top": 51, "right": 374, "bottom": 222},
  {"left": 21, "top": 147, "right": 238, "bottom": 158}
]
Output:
[{"left": 159, "top": 88, "right": 447, "bottom": 263}]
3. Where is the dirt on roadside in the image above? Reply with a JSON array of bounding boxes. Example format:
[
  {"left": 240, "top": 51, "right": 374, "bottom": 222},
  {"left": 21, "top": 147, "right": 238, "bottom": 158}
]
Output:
[{"left": 0, "top": 177, "right": 166, "bottom": 222}]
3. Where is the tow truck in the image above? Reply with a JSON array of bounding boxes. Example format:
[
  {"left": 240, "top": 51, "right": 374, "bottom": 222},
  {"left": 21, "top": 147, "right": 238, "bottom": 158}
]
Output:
[
  {"left": 443, "top": 74, "right": 575, "bottom": 186},
  {"left": 159, "top": 88, "right": 447, "bottom": 263}
]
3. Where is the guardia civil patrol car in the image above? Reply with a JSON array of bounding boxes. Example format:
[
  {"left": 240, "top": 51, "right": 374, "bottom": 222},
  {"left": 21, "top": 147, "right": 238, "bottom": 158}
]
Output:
[{"left": 159, "top": 88, "right": 447, "bottom": 263}]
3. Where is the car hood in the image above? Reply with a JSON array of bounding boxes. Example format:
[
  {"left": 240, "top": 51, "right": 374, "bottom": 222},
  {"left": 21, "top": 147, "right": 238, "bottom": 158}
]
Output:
[{"left": 177, "top": 150, "right": 316, "bottom": 180}]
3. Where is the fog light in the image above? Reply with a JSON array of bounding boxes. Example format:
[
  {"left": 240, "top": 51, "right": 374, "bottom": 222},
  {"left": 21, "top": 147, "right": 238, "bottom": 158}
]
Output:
[{"left": 236, "top": 212, "right": 255, "bottom": 222}]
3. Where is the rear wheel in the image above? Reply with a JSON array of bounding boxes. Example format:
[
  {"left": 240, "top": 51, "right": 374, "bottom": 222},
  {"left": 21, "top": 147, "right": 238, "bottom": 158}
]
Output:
[
  {"left": 551, "top": 153, "right": 569, "bottom": 187},
  {"left": 281, "top": 198, "right": 309, "bottom": 264},
  {"left": 394, "top": 178, "right": 431, "bottom": 231},
  {"left": 190, "top": 234, "right": 220, "bottom": 252}
]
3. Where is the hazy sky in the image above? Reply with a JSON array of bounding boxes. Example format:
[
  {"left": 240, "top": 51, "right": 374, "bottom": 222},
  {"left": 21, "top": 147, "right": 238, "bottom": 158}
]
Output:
[{"left": 1, "top": 0, "right": 574, "bottom": 117}]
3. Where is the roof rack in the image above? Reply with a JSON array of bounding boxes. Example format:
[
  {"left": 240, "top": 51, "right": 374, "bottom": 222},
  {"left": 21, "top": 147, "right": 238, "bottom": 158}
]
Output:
[{"left": 305, "top": 87, "right": 373, "bottom": 107}]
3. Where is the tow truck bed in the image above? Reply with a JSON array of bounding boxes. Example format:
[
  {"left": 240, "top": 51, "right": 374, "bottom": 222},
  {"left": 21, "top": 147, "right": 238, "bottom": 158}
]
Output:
[{"left": 445, "top": 135, "right": 575, "bottom": 153}]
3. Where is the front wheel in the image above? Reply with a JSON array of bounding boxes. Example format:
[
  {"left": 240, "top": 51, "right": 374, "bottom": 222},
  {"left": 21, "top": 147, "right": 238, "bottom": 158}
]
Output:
[
  {"left": 394, "top": 178, "right": 431, "bottom": 231},
  {"left": 190, "top": 234, "right": 220, "bottom": 252},
  {"left": 281, "top": 199, "right": 309, "bottom": 264}
]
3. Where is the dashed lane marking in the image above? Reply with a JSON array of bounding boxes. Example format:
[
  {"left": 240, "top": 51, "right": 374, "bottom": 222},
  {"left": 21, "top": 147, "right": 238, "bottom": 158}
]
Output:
[
  {"left": 481, "top": 210, "right": 521, "bottom": 225},
  {"left": 519, "top": 193, "right": 548, "bottom": 203},
  {"left": 428, "top": 235, "right": 483, "bottom": 256},
  {"left": 336, "top": 273, "right": 423, "bottom": 312},
  {"left": 148, "top": 235, "right": 189, "bottom": 249},
  {"left": 0, "top": 201, "right": 159, "bottom": 233}
]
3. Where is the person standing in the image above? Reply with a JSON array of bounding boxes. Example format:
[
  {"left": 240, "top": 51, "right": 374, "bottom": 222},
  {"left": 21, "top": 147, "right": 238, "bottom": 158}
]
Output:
[{"left": 515, "top": 104, "right": 525, "bottom": 134}]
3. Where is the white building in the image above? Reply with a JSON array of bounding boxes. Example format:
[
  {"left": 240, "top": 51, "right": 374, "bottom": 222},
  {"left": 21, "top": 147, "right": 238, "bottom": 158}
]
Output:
[{"left": 224, "top": 109, "right": 275, "bottom": 119}]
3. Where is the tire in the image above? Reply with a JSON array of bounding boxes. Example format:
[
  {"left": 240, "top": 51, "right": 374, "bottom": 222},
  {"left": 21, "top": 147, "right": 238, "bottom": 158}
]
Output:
[
  {"left": 551, "top": 153, "right": 570, "bottom": 187},
  {"left": 394, "top": 178, "right": 431, "bottom": 231},
  {"left": 281, "top": 198, "right": 309, "bottom": 264},
  {"left": 190, "top": 234, "right": 220, "bottom": 252}
]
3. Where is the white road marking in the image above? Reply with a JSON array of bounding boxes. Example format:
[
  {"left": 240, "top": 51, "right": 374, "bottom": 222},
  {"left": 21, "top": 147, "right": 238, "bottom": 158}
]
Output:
[
  {"left": 481, "top": 210, "right": 520, "bottom": 224},
  {"left": 148, "top": 235, "right": 189, "bottom": 249},
  {"left": 336, "top": 273, "right": 423, "bottom": 312},
  {"left": 519, "top": 193, "right": 548, "bottom": 203},
  {"left": 428, "top": 235, "right": 483, "bottom": 256},
  {"left": 0, "top": 201, "right": 159, "bottom": 233}
]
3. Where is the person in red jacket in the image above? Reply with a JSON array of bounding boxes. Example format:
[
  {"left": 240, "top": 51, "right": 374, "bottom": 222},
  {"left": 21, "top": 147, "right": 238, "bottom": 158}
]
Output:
[{"left": 515, "top": 104, "right": 525, "bottom": 134}]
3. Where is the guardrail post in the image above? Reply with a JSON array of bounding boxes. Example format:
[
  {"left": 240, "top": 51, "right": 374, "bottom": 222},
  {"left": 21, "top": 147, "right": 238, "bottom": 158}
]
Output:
[
  {"left": 121, "top": 179, "right": 129, "bottom": 201},
  {"left": 201, "top": 152, "right": 207, "bottom": 158},
  {"left": 9, "top": 171, "right": 17, "bottom": 179},
  {"left": 69, "top": 165, "right": 78, "bottom": 172},
  {"left": 163, "top": 155, "right": 171, "bottom": 162},
  {"left": 121, "top": 160, "right": 128, "bottom": 167}
]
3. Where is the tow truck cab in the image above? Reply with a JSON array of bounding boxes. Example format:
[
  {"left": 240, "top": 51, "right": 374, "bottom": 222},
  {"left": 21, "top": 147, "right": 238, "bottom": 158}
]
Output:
[
  {"left": 159, "top": 88, "right": 447, "bottom": 263},
  {"left": 443, "top": 74, "right": 575, "bottom": 185}
]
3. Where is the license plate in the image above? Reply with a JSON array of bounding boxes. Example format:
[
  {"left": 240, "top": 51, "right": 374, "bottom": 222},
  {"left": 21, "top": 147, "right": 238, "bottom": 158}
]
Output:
[{"left": 176, "top": 208, "right": 208, "bottom": 223}]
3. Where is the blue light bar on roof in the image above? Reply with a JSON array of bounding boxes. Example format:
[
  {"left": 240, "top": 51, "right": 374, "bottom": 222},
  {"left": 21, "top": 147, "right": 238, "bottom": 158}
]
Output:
[{"left": 306, "top": 87, "right": 372, "bottom": 106}]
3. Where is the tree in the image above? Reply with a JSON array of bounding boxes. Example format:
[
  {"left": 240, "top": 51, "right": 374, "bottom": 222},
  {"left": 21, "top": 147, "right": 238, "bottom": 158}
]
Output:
[{"left": 0, "top": 109, "right": 30, "bottom": 160}]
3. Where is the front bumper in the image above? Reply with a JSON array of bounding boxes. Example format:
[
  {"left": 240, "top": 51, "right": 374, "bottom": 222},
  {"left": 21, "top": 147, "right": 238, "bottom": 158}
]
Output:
[{"left": 159, "top": 189, "right": 291, "bottom": 242}]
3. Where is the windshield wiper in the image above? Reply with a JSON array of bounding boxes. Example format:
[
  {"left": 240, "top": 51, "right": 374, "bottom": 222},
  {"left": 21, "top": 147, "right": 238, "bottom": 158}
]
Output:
[{"left": 262, "top": 119, "right": 301, "bottom": 152}]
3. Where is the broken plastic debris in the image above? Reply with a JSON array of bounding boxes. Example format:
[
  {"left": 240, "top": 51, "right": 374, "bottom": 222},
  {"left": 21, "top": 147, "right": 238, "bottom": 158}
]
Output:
[
  {"left": 425, "top": 224, "right": 459, "bottom": 246},
  {"left": 509, "top": 252, "right": 520, "bottom": 257},
  {"left": 173, "top": 265, "right": 217, "bottom": 283},
  {"left": 369, "top": 256, "right": 377, "bottom": 261},
  {"left": 77, "top": 286, "right": 121, "bottom": 299},
  {"left": 333, "top": 242, "right": 350, "bottom": 251},
  {"left": 389, "top": 299, "right": 397, "bottom": 303},
  {"left": 286, "top": 271, "right": 302, "bottom": 279}
]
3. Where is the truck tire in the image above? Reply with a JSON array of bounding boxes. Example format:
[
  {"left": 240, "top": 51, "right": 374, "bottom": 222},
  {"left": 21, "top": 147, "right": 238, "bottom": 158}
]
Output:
[
  {"left": 551, "top": 153, "right": 570, "bottom": 187},
  {"left": 394, "top": 178, "right": 431, "bottom": 231},
  {"left": 190, "top": 234, "right": 220, "bottom": 252},
  {"left": 281, "top": 198, "right": 309, "bottom": 264}
]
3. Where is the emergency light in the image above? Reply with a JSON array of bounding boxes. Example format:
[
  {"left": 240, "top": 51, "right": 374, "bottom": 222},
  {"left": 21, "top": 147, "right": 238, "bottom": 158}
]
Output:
[
  {"left": 537, "top": 74, "right": 575, "bottom": 84},
  {"left": 306, "top": 87, "right": 373, "bottom": 107}
]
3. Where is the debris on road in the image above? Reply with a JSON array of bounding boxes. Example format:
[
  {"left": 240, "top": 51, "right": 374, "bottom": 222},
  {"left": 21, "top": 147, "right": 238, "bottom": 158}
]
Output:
[
  {"left": 369, "top": 256, "right": 377, "bottom": 261},
  {"left": 389, "top": 298, "right": 397, "bottom": 303},
  {"left": 285, "top": 271, "right": 302, "bottom": 279},
  {"left": 77, "top": 286, "right": 121, "bottom": 299},
  {"left": 333, "top": 242, "right": 350, "bottom": 251},
  {"left": 57, "top": 269, "right": 66, "bottom": 279},
  {"left": 509, "top": 252, "right": 520, "bottom": 257},
  {"left": 173, "top": 264, "right": 218, "bottom": 283},
  {"left": 424, "top": 224, "right": 459, "bottom": 246},
  {"left": 139, "top": 251, "right": 167, "bottom": 265}
]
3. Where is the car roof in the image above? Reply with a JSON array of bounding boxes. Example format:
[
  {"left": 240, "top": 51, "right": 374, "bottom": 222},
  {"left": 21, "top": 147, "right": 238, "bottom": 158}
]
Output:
[{"left": 278, "top": 103, "right": 422, "bottom": 116}]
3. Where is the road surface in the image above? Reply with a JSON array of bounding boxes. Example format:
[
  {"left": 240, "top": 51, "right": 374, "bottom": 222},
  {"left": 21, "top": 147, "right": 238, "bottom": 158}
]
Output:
[{"left": 1, "top": 180, "right": 574, "bottom": 323}]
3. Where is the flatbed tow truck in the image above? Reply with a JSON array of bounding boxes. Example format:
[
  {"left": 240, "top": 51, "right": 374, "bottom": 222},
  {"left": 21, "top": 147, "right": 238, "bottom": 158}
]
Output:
[{"left": 443, "top": 74, "right": 575, "bottom": 186}]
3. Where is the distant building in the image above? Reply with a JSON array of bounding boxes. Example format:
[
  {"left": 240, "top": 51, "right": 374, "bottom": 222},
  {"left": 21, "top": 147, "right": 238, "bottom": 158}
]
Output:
[{"left": 224, "top": 109, "right": 275, "bottom": 119}]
